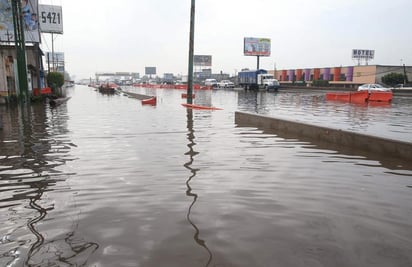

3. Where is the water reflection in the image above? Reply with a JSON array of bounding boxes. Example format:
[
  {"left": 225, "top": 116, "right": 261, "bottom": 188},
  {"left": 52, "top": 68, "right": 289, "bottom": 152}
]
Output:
[
  {"left": 0, "top": 103, "right": 98, "bottom": 266},
  {"left": 184, "top": 109, "right": 213, "bottom": 267}
]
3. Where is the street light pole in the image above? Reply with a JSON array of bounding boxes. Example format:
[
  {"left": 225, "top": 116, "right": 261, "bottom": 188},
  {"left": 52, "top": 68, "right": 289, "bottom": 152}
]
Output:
[{"left": 187, "top": 0, "right": 196, "bottom": 104}]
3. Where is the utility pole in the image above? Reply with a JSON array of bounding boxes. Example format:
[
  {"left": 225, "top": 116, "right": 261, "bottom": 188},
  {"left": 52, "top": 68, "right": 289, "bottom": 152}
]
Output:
[
  {"left": 11, "top": 0, "right": 29, "bottom": 102},
  {"left": 187, "top": 0, "right": 195, "bottom": 104},
  {"left": 256, "top": 56, "right": 260, "bottom": 70},
  {"left": 403, "top": 64, "right": 407, "bottom": 85}
]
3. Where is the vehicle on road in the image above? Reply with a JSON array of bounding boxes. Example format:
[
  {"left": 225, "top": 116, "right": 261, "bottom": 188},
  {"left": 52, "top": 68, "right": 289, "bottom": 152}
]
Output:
[
  {"left": 358, "top": 83, "right": 391, "bottom": 92},
  {"left": 238, "top": 69, "right": 280, "bottom": 91},
  {"left": 217, "top": 80, "right": 235, "bottom": 88},
  {"left": 204, "top": 79, "right": 218, "bottom": 87}
]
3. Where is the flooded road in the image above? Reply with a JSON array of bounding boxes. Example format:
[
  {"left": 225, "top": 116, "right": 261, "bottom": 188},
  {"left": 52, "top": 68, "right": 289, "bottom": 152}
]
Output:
[{"left": 1, "top": 86, "right": 412, "bottom": 267}]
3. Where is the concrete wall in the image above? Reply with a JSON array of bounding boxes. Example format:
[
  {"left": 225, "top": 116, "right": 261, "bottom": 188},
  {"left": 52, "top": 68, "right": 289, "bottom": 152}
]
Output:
[{"left": 235, "top": 111, "right": 412, "bottom": 164}]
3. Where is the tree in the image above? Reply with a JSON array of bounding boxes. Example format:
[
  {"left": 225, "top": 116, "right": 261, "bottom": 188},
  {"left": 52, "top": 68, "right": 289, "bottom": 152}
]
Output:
[
  {"left": 64, "top": 71, "right": 71, "bottom": 81},
  {"left": 47, "top": 72, "right": 65, "bottom": 96},
  {"left": 381, "top": 72, "right": 407, "bottom": 86}
]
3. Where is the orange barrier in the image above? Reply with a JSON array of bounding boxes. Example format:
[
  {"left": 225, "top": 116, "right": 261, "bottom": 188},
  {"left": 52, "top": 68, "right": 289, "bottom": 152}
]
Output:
[
  {"left": 175, "top": 85, "right": 187, "bottom": 90},
  {"left": 326, "top": 91, "right": 392, "bottom": 103},
  {"left": 325, "top": 91, "right": 368, "bottom": 103},
  {"left": 350, "top": 91, "right": 369, "bottom": 103},
  {"left": 368, "top": 91, "right": 392, "bottom": 102},
  {"left": 33, "top": 87, "right": 62, "bottom": 96},
  {"left": 181, "top": 103, "right": 223, "bottom": 110},
  {"left": 325, "top": 92, "right": 350, "bottom": 101},
  {"left": 142, "top": 97, "right": 156, "bottom": 105},
  {"left": 181, "top": 93, "right": 195, "bottom": 99},
  {"left": 133, "top": 84, "right": 212, "bottom": 91}
]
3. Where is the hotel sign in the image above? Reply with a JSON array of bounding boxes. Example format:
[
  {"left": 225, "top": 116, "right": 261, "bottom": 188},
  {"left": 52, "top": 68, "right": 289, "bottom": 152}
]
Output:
[{"left": 352, "top": 49, "right": 375, "bottom": 60}]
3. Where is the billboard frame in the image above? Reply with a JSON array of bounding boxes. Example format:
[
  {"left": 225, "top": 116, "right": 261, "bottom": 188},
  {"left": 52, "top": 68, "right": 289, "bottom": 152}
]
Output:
[
  {"left": 39, "top": 5, "right": 63, "bottom": 34},
  {"left": 145, "top": 67, "right": 156, "bottom": 75},
  {"left": 0, "top": 0, "right": 40, "bottom": 43},
  {"left": 244, "top": 37, "right": 271, "bottom": 57},
  {"left": 194, "top": 55, "right": 212, "bottom": 67}
]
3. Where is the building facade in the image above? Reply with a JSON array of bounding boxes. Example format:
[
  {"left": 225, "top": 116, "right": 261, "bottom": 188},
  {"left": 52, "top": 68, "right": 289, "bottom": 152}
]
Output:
[
  {"left": 271, "top": 65, "right": 412, "bottom": 87},
  {"left": 0, "top": 45, "right": 43, "bottom": 99}
]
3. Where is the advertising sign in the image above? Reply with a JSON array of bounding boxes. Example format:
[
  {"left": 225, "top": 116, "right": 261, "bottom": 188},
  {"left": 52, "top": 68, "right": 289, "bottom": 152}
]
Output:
[
  {"left": 194, "top": 55, "right": 212, "bottom": 66},
  {"left": 145, "top": 67, "right": 156, "bottom": 75},
  {"left": 163, "top": 73, "right": 174, "bottom": 81},
  {"left": 244, "top": 37, "right": 271, "bottom": 57},
  {"left": 39, "top": 5, "right": 63, "bottom": 34},
  {"left": 0, "top": 0, "right": 40, "bottom": 43},
  {"left": 46, "top": 52, "right": 64, "bottom": 62},
  {"left": 352, "top": 49, "right": 375, "bottom": 60}
]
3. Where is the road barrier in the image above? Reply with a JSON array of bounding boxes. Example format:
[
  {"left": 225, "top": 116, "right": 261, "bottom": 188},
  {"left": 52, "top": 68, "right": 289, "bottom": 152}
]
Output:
[{"left": 235, "top": 111, "right": 412, "bottom": 164}]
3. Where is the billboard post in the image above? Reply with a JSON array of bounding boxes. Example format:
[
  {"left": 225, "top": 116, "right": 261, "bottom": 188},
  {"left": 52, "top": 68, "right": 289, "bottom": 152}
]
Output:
[
  {"left": 244, "top": 37, "right": 271, "bottom": 70},
  {"left": 12, "top": 0, "right": 29, "bottom": 102}
]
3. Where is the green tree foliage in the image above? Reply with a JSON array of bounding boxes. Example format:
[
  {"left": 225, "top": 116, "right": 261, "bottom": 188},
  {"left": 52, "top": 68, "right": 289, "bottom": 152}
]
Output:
[
  {"left": 47, "top": 72, "right": 65, "bottom": 90},
  {"left": 381, "top": 72, "right": 407, "bottom": 86},
  {"left": 46, "top": 72, "right": 65, "bottom": 97}
]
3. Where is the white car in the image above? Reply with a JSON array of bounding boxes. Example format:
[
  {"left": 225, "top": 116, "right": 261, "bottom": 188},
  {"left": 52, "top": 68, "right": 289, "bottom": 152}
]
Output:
[
  {"left": 358, "top": 84, "right": 391, "bottom": 92},
  {"left": 217, "top": 80, "right": 235, "bottom": 88},
  {"left": 204, "top": 79, "right": 218, "bottom": 87}
]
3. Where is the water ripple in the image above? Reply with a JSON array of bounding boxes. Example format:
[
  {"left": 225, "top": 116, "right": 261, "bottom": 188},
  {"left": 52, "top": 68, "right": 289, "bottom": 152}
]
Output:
[{"left": 1, "top": 87, "right": 412, "bottom": 266}]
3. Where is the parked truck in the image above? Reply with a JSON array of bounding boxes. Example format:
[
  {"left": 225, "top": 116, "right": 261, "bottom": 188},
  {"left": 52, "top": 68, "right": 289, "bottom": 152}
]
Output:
[{"left": 238, "top": 69, "right": 280, "bottom": 91}]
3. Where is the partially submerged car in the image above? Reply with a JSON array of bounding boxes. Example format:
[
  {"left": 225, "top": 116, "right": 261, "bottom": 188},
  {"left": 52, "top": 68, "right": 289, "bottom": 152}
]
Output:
[{"left": 358, "top": 83, "right": 391, "bottom": 92}]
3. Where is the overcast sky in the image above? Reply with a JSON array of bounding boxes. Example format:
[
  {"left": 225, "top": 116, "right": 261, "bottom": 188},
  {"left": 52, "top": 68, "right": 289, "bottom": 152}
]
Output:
[{"left": 39, "top": 0, "right": 412, "bottom": 80}]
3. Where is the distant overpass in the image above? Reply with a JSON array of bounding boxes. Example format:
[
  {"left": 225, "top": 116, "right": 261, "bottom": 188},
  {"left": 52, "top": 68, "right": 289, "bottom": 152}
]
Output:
[{"left": 95, "top": 72, "right": 140, "bottom": 81}]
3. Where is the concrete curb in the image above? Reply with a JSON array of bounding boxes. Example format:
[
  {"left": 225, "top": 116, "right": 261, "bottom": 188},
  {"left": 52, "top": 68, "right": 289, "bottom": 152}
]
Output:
[{"left": 235, "top": 111, "right": 412, "bottom": 163}]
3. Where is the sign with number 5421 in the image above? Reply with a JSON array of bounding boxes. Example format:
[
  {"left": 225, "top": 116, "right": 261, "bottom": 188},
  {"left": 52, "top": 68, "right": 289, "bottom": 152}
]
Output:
[{"left": 39, "top": 5, "right": 63, "bottom": 34}]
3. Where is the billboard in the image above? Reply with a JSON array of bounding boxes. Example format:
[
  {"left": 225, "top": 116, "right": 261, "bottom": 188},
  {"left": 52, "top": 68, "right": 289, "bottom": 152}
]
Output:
[
  {"left": 244, "top": 37, "right": 271, "bottom": 57},
  {"left": 163, "top": 73, "right": 174, "bottom": 81},
  {"left": 0, "top": 0, "right": 40, "bottom": 43},
  {"left": 352, "top": 49, "right": 375, "bottom": 60},
  {"left": 46, "top": 52, "right": 64, "bottom": 72},
  {"left": 145, "top": 67, "right": 156, "bottom": 75},
  {"left": 39, "top": 5, "right": 63, "bottom": 34},
  {"left": 194, "top": 55, "right": 212, "bottom": 67},
  {"left": 46, "top": 52, "right": 64, "bottom": 62}
]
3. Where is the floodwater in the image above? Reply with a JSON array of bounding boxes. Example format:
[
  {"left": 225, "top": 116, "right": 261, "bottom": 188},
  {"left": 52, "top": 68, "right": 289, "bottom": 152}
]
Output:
[{"left": 1, "top": 86, "right": 411, "bottom": 267}]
